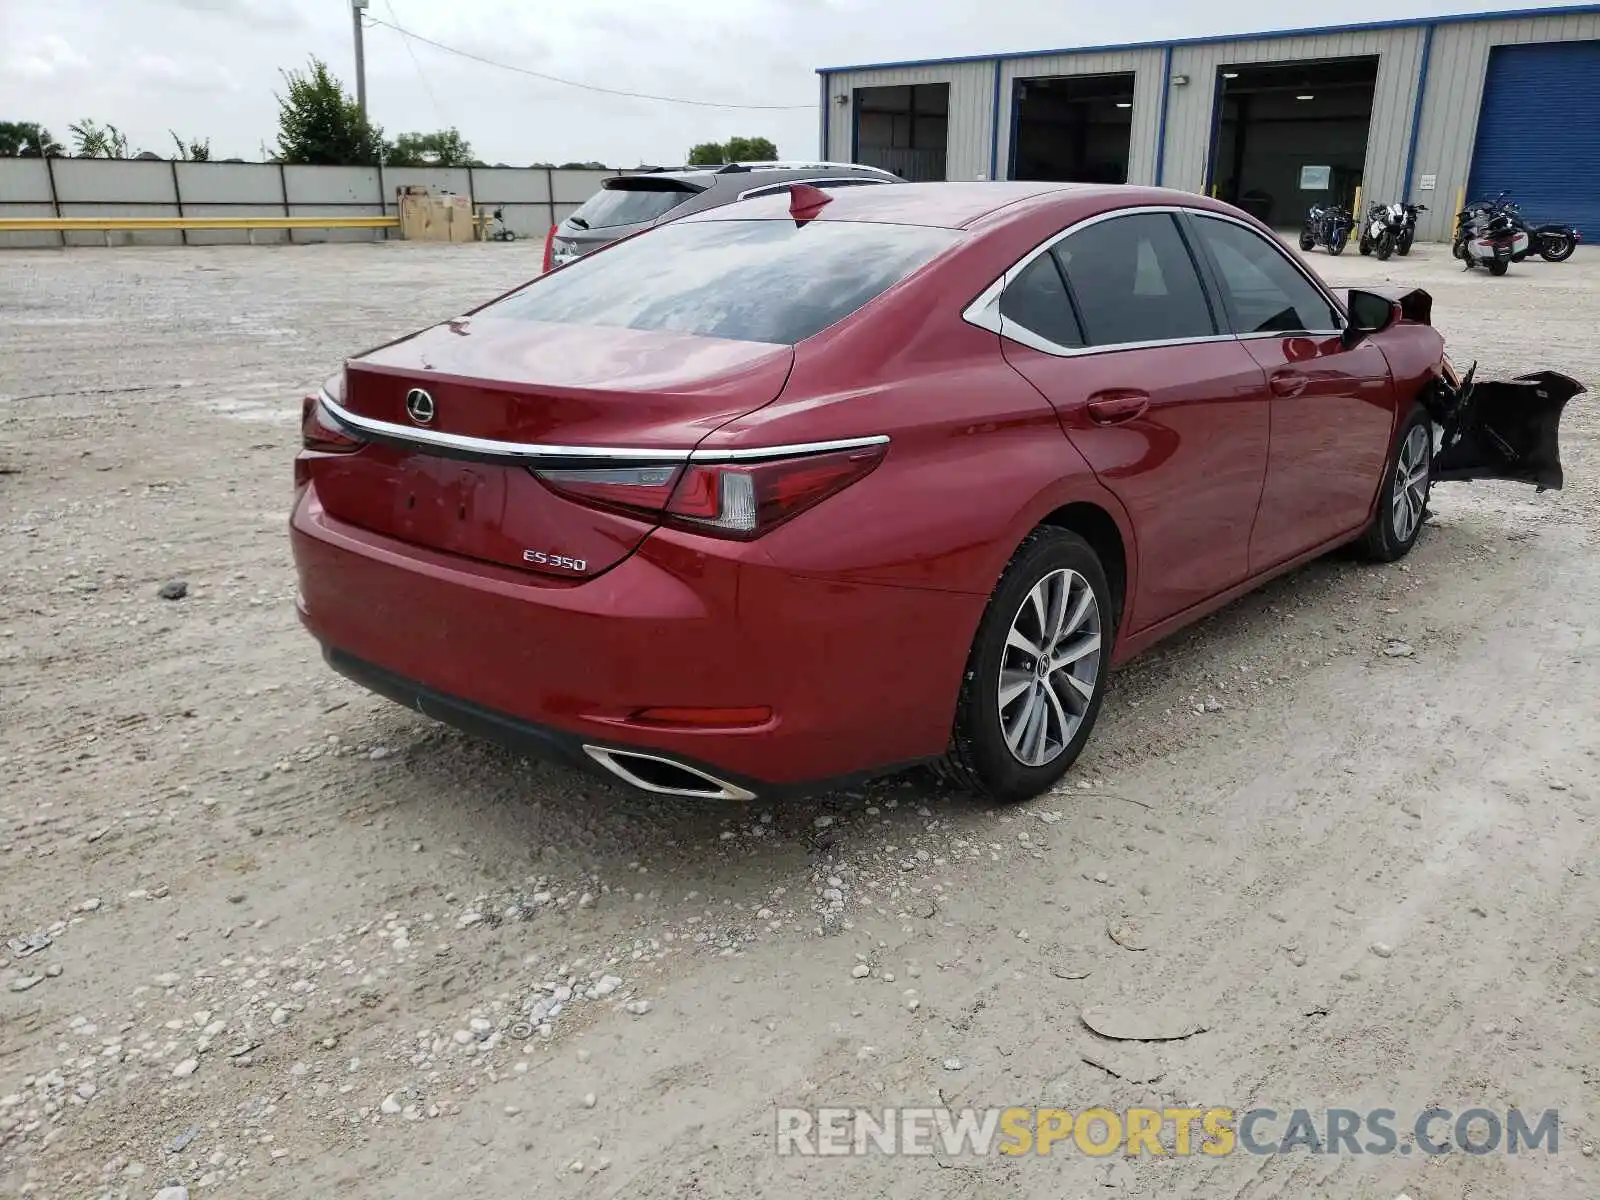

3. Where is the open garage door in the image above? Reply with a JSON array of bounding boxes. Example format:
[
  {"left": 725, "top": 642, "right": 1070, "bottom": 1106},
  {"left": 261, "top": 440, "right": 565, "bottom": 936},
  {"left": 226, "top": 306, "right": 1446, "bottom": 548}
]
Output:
[
  {"left": 1468, "top": 40, "right": 1600, "bottom": 235},
  {"left": 1010, "top": 73, "right": 1135, "bottom": 183},
  {"left": 1209, "top": 56, "right": 1378, "bottom": 230},
  {"left": 852, "top": 84, "right": 948, "bottom": 182}
]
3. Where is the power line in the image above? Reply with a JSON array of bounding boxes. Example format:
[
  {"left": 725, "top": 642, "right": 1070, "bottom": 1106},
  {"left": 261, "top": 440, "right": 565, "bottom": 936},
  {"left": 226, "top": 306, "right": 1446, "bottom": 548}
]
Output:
[
  {"left": 362, "top": 15, "right": 814, "bottom": 110},
  {"left": 382, "top": 0, "right": 450, "bottom": 128}
]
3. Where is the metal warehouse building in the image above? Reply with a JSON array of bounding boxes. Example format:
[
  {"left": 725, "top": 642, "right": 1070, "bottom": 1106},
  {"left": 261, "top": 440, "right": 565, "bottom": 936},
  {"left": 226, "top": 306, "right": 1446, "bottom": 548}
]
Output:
[{"left": 816, "top": 3, "right": 1600, "bottom": 242}]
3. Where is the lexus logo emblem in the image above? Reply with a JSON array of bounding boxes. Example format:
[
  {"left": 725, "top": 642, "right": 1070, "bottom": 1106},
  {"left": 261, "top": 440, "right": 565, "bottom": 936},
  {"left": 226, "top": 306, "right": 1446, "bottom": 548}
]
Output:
[{"left": 404, "top": 388, "right": 435, "bottom": 425}]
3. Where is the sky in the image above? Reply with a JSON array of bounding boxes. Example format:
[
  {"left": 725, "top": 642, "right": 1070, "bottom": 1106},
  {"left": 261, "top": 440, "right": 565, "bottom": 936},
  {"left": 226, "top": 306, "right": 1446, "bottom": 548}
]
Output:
[{"left": 0, "top": 0, "right": 1589, "bottom": 167}]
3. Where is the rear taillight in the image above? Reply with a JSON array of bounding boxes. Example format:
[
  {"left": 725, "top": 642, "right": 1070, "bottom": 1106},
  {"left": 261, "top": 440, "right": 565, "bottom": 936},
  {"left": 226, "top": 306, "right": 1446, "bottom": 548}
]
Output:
[
  {"left": 300, "top": 392, "right": 364, "bottom": 454},
  {"left": 532, "top": 444, "right": 886, "bottom": 540},
  {"left": 535, "top": 464, "right": 682, "bottom": 511},
  {"left": 541, "top": 225, "right": 556, "bottom": 273}
]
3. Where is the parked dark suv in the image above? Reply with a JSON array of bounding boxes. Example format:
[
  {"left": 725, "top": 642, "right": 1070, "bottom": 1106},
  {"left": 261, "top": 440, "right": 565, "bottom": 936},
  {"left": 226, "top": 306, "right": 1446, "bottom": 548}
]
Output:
[{"left": 542, "top": 161, "right": 902, "bottom": 269}]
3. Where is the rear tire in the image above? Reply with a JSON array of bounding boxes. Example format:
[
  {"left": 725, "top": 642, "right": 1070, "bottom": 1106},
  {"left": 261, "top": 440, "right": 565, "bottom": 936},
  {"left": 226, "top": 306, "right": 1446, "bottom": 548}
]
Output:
[
  {"left": 942, "top": 528, "right": 1112, "bottom": 804},
  {"left": 1298, "top": 232, "right": 1316, "bottom": 251},
  {"left": 1488, "top": 259, "right": 1510, "bottom": 276},
  {"left": 1540, "top": 233, "right": 1575, "bottom": 262},
  {"left": 1357, "top": 405, "right": 1432, "bottom": 562}
]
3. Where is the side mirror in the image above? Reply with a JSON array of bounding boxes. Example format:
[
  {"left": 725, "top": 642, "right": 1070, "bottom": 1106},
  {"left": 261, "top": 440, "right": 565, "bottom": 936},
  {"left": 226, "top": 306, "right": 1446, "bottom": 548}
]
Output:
[{"left": 1343, "top": 289, "right": 1399, "bottom": 348}]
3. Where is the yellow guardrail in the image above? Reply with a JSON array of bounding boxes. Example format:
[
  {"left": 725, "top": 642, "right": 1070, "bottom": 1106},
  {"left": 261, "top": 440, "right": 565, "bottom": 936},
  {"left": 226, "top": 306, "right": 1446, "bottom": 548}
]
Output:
[
  {"left": 0, "top": 214, "right": 405, "bottom": 246},
  {"left": 0, "top": 215, "right": 399, "bottom": 231}
]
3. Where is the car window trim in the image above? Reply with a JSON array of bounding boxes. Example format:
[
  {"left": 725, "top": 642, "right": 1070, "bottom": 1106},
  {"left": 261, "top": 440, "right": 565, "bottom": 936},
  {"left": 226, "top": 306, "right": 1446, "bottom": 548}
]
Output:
[
  {"left": 997, "top": 250, "right": 1087, "bottom": 350},
  {"left": 1180, "top": 211, "right": 1346, "bottom": 339},
  {"left": 964, "top": 204, "right": 1349, "bottom": 358}
]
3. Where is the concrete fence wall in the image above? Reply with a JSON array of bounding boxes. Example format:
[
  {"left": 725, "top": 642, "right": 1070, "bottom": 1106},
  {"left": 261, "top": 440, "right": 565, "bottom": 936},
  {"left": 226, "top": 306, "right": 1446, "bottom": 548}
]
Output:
[{"left": 0, "top": 158, "right": 622, "bottom": 248}]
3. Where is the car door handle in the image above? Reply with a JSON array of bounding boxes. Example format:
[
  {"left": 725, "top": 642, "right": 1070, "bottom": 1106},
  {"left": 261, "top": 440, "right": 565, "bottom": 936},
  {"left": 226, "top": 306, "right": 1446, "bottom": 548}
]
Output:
[
  {"left": 1269, "top": 370, "right": 1308, "bottom": 397},
  {"left": 1085, "top": 391, "right": 1150, "bottom": 425}
]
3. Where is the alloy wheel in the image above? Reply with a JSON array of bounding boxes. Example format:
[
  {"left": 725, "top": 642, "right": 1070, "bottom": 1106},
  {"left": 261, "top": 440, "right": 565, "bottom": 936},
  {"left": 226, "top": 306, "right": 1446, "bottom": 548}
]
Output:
[
  {"left": 997, "top": 568, "right": 1102, "bottom": 767},
  {"left": 1391, "top": 425, "right": 1430, "bottom": 543}
]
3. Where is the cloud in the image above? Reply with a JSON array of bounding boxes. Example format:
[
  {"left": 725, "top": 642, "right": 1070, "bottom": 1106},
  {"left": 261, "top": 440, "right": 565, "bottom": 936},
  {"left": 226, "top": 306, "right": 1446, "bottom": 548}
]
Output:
[
  {"left": 161, "top": 0, "right": 310, "bottom": 31},
  {"left": 3, "top": 35, "right": 91, "bottom": 82},
  {"left": 130, "top": 53, "right": 243, "bottom": 93}
]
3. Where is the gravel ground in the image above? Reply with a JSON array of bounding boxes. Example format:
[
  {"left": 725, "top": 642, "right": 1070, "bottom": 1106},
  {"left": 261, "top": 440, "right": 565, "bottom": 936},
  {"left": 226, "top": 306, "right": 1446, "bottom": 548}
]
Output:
[{"left": 1, "top": 239, "right": 1597, "bottom": 1200}]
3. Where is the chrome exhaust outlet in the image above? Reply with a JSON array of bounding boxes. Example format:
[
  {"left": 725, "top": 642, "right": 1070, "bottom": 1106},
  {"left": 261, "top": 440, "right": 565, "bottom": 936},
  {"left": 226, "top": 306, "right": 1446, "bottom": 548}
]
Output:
[{"left": 581, "top": 745, "right": 756, "bottom": 802}]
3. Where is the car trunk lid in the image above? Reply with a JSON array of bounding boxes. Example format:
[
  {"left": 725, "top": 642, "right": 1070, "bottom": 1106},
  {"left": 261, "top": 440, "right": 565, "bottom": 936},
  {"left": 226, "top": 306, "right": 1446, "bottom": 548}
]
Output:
[{"left": 317, "top": 316, "right": 793, "bottom": 578}]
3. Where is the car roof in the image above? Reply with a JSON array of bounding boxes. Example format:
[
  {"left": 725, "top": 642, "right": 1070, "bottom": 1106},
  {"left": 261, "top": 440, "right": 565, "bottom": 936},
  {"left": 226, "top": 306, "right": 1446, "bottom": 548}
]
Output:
[{"left": 688, "top": 181, "right": 1250, "bottom": 229}]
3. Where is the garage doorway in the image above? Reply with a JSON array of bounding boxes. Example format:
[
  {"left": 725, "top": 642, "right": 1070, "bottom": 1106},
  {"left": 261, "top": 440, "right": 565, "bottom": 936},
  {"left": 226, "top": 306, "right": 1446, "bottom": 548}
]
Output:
[
  {"left": 1208, "top": 56, "right": 1378, "bottom": 229},
  {"left": 1468, "top": 40, "right": 1600, "bottom": 233},
  {"left": 1010, "top": 73, "right": 1135, "bottom": 183},
  {"left": 852, "top": 84, "right": 948, "bottom": 181}
]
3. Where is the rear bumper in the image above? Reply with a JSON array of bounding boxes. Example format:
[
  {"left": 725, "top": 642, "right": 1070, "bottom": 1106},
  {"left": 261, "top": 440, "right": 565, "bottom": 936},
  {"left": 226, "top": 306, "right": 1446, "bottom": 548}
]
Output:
[
  {"left": 325, "top": 648, "right": 776, "bottom": 799},
  {"left": 290, "top": 486, "right": 979, "bottom": 795}
]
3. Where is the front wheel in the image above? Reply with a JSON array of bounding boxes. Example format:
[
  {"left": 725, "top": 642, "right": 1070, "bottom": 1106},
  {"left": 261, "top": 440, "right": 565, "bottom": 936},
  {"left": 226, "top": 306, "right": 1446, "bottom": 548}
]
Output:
[
  {"left": 943, "top": 528, "right": 1112, "bottom": 803},
  {"left": 1540, "top": 233, "right": 1575, "bottom": 262},
  {"left": 1327, "top": 229, "right": 1348, "bottom": 255},
  {"left": 1357, "top": 407, "right": 1432, "bottom": 562},
  {"left": 1398, "top": 232, "right": 1415, "bottom": 256},
  {"left": 1488, "top": 258, "right": 1510, "bottom": 276},
  {"left": 1376, "top": 232, "right": 1394, "bottom": 261}
]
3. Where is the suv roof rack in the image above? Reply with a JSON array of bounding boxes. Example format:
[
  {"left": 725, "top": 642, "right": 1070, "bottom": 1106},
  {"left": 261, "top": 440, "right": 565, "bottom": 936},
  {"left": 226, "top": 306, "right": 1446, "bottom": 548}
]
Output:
[{"left": 712, "top": 160, "right": 898, "bottom": 176}]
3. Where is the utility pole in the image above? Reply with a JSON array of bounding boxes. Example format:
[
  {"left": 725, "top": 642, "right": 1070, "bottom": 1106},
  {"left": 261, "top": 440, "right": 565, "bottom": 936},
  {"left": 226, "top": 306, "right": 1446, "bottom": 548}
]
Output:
[{"left": 351, "top": 0, "right": 370, "bottom": 117}]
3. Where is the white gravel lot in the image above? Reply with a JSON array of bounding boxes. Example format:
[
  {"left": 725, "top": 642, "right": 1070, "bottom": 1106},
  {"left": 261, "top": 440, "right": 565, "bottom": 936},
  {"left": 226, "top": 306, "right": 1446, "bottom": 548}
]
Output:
[{"left": 1, "top": 238, "right": 1597, "bottom": 1199}]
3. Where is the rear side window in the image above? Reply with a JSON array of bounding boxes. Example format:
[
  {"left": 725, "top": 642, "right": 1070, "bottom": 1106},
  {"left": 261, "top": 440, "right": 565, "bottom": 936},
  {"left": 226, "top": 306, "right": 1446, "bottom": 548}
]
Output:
[
  {"left": 1189, "top": 215, "right": 1343, "bottom": 334},
  {"left": 1055, "top": 213, "right": 1216, "bottom": 347},
  {"left": 569, "top": 183, "right": 698, "bottom": 230},
  {"left": 998, "top": 253, "right": 1084, "bottom": 348},
  {"left": 489, "top": 219, "right": 959, "bottom": 345}
]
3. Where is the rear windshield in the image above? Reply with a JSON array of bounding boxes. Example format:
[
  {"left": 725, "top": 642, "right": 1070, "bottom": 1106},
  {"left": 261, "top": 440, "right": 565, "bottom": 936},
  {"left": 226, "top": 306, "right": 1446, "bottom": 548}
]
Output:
[
  {"left": 489, "top": 219, "right": 959, "bottom": 345},
  {"left": 568, "top": 182, "right": 696, "bottom": 230}
]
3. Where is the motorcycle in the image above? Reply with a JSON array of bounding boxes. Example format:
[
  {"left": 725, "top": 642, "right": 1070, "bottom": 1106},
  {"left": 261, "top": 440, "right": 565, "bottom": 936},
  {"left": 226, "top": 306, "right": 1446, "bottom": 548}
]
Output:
[
  {"left": 1455, "top": 192, "right": 1579, "bottom": 263},
  {"left": 1360, "top": 202, "right": 1428, "bottom": 259},
  {"left": 1453, "top": 204, "right": 1528, "bottom": 276},
  {"left": 1298, "top": 203, "right": 1354, "bottom": 256},
  {"left": 1396, "top": 203, "right": 1427, "bottom": 256}
]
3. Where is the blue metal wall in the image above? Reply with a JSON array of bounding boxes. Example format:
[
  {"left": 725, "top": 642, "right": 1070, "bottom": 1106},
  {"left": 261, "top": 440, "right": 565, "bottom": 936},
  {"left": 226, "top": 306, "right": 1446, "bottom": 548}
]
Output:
[{"left": 1466, "top": 39, "right": 1600, "bottom": 231}]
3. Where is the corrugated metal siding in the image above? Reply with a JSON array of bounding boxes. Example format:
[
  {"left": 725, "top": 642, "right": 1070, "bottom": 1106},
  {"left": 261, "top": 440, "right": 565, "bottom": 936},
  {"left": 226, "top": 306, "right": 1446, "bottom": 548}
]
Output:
[
  {"left": 1162, "top": 27, "right": 1424, "bottom": 211},
  {"left": 996, "top": 48, "right": 1166, "bottom": 183},
  {"left": 820, "top": 62, "right": 995, "bottom": 180},
  {"left": 1410, "top": 10, "right": 1600, "bottom": 241},
  {"left": 1468, "top": 41, "right": 1600, "bottom": 232}
]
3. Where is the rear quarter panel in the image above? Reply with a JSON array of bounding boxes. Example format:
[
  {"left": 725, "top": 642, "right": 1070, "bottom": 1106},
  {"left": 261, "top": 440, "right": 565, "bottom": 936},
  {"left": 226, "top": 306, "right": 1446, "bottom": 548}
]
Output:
[{"left": 694, "top": 225, "right": 1139, "bottom": 604}]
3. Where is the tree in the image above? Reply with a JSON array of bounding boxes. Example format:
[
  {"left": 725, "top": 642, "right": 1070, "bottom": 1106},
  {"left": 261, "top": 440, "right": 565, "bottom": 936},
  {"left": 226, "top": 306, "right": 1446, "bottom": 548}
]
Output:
[
  {"left": 557, "top": 161, "right": 607, "bottom": 170},
  {"left": 274, "top": 57, "right": 384, "bottom": 166},
  {"left": 726, "top": 136, "right": 778, "bottom": 162},
  {"left": 70, "top": 120, "right": 130, "bottom": 158},
  {"left": 686, "top": 136, "right": 778, "bottom": 166},
  {"left": 0, "top": 122, "right": 64, "bottom": 157},
  {"left": 386, "top": 128, "right": 474, "bottom": 167},
  {"left": 171, "top": 132, "right": 212, "bottom": 162}
]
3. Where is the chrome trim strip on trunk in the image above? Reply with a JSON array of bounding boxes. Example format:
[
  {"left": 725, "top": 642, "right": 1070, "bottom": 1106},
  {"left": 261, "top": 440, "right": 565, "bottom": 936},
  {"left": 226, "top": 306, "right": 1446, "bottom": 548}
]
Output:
[{"left": 318, "top": 391, "right": 888, "bottom": 465}]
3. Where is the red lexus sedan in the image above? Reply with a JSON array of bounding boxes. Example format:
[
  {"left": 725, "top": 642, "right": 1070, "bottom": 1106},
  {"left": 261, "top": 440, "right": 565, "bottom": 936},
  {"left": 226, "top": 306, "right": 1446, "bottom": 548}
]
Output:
[{"left": 291, "top": 182, "right": 1579, "bottom": 803}]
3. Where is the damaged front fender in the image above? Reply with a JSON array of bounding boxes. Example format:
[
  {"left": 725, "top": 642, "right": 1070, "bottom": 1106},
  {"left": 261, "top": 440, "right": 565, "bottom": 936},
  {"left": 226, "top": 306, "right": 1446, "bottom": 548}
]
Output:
[{"left": 1425, "top": 364, "right": 1586, "bottom": 493}]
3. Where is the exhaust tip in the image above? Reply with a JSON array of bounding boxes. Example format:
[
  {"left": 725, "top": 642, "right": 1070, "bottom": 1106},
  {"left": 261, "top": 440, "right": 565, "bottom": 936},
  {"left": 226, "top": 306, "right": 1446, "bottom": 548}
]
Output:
[{"left": 582, "top": 745, "right": 755, "bottom": 802}]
